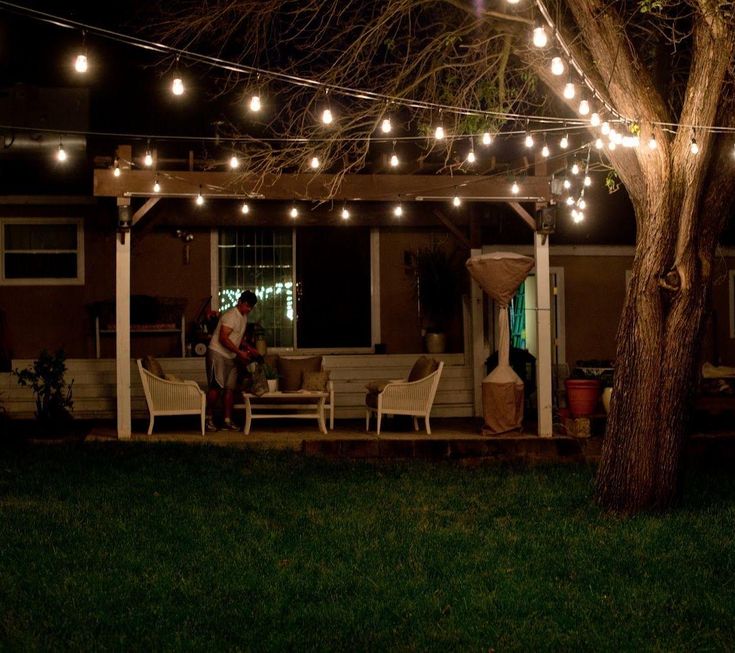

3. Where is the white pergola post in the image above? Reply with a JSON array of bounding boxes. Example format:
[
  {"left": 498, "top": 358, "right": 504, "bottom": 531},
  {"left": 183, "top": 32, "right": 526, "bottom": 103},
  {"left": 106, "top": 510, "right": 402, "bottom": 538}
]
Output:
[
  {"left": 116, "top": 198, "right": 132, "bottom": 440},
  {"left": 534, "top": 232, "right": 553, "bottom": 437},
  {"left": 469, "top": 247, "right": 484, "bottom": 416}
]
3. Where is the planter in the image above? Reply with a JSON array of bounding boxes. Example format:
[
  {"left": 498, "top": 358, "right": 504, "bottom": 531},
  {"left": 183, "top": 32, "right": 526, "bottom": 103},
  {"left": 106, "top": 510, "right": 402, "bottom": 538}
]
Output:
[
  {"left": 564, "top": 379, "right": 601, "bottom": 417},
  {"left": 602, "top": 387, "right": 612, "bottom": 414},
  {"left": 266, "top": 379, "right": 278, "bottom": 393},
  {"left": 425, "top": 332, "right": 446, "bottom": 354}
]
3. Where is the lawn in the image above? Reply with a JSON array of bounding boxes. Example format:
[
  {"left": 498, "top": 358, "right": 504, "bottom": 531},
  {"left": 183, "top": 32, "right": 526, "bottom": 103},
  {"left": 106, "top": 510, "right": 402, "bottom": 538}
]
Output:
[{"left": 1, "top": 443, "right": 734, "bottom": 651}]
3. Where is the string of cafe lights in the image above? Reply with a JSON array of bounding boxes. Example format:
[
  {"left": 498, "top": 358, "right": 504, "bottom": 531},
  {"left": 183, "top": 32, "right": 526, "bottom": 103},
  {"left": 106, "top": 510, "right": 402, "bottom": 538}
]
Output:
[{"left": 3, "top": 0, "right": 734, "bottom": 224}]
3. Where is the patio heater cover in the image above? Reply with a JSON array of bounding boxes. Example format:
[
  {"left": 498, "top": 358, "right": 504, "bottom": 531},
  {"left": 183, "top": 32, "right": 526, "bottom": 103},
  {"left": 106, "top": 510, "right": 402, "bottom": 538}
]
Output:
[{"left": 466, "top": 252, "right": 535, "bottom": 434}]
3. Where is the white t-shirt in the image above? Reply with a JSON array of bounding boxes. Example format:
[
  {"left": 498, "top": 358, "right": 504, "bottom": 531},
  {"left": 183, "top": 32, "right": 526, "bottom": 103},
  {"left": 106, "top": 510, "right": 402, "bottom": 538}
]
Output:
[{"left": 208, "top": 306, "right": 247, "bottom": 359}]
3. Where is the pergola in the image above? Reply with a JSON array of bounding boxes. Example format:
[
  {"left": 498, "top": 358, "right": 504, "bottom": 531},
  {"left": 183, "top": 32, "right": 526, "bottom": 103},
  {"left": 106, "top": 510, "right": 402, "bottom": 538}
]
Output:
[{"left": 93, "top": 160, "right": 555, "bottom": 439}]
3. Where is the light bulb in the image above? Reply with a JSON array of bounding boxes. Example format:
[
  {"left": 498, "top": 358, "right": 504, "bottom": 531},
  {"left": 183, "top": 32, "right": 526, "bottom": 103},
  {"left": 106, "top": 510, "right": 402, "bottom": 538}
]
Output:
[
  {"left": 249, "top": 95, "right": 261, "bottom": 112},
  {"left": 452, "top": 196, "right": 461, "bottom": 207},
  {"left": 571, "top": 209, "right": 579, "bottom": 220},
  {"left": 595, "top": 138, "right": 603, "bottom": 149},
  {"left": 590, "top": 112, "right": 601, "bottom": 127},
  {"left": 524, "top": 133, "right": 534, "bottom": 148},
  {"left": 229, "top": 155, "right": 240, "bottom": 169},
  {"left": 482, "top": 132, "right": 492, "bottom": 145},
  {"left": 584, "top": 175, "right": 592, "bottom": 187},
  {"left": 390, "top": 153, "right": 399, "bottom": 167},
  {"left": 321, "top": 108, "right": 333, "bottom": 124},
  {"left": 393, "top": 205, "right": 403, "bottom": 217},
  {"left": 196, "top": 193, "right": 204, "bottom": 206},
  {"left": 511, "top": 181, "right": 519, "bottom": 195},
  {"left": 560, "top": 134, "right": 569, "bottom": 149},
  {"left": 290, "top": 207, "right": 298, "bottom": 218},
  {"left": 648, "top": 136, "right": 657, "bottom": 149},
  {"left": 601, "top": 121, "right": 610, "bottom": 135},
  {"left": 578, "top": 99, "right": 590, "bottom": 115},
  {"left": 575, "top": 211, "right": 585, "bottom": 223},
  {"left": 434, "top": 125, "right": 445, "bottom": 140},
  {"left": 609, "top": 140, "right": 617, "bottom": 150},
  {"left": 467, "top": 150, "right": 476, "bottom": 164},
  {"left": 241, "top": 203, "right": 250, "bottom": 215},
  {"left": 144, "top": 151, "right": 153, "bottom": 167},
  {"left": 74, "top": 54, "right": 88, "bottom": 73},
  {"left": 690, "top": 138, "right": 699, "bottom": 154},
  {"left": 310, "top": 156, "right": 320, "bottom": 169},
  {"left": 153, "top": 179, "right": 160, "bottom": 193},
  {"left": 57, "top": 144, "right": 67, "bottom": 162},
  {"left": 532, "top": 26, "right": 548, "bottom": 48},
  {"left": 172, "top": 77, "right": 184, "bottom": 95},
  {"left": 113, "top": 159, "right": 120, "bottom": 177},
  {"left": 550, "top": 57, "right": 565, "bottom": 76},
  {"left": 571, "top": 162, "right": 580, "bottom": 175},
  {"left": 563, "top": 82, "right": 576, "bottom": 99},
  {"left": 381, "top": 118, "right": 392, "bottom": 133},
  {"left": 566, "top": 196, "right": 574, "bottom": 206},
  {"left": 541, "top": 144, "right": 550, "bottom": 158},
  {"left": 341, "top": 207, "right": 350, "bottom": 220},
  {"left": 563, "top": 178, "right": 571, "bottom": 190},
  {"left": 578, "top": 198, "right": 587, "bottom": 210}
]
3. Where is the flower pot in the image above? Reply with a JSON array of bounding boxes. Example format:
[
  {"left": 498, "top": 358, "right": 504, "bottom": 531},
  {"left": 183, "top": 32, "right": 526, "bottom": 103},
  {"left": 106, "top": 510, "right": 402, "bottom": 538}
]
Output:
[
  {"left": 602, "top": 387, "right": 612, "bottom": 414},
  {"left": 266, "top": 379, "right": 278, "bottom": 393},
  {"left": 425, "top": 332, "right": 446, "bottom": 354},
  {"left": 564, "top": 379, "right": 601, "bottom": 417}
]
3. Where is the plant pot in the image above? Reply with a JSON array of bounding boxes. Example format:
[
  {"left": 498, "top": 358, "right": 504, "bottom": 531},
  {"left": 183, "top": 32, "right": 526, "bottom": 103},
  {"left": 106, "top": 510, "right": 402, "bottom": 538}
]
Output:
[
  {"left": 424, "top": 332, "right": 446, "bottom": 354},
  {"left": 564, "top": 379, "right": 601, "bottom": 417},
  {"left": 267, "top": 379, "right": 278, "bottom": 393}
]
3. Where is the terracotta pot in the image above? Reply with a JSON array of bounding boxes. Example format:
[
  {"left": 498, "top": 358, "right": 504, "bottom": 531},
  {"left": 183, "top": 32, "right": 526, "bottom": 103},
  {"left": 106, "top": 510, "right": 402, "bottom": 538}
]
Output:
[{"left": 564, "top": 379, "right": 601, "bottom": 417}]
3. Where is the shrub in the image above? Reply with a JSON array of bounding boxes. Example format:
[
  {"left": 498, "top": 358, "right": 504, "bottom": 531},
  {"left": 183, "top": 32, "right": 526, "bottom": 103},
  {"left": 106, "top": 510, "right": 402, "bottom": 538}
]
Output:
[{"left": 13, "top": 349, "right": 74, "bottom": 423}]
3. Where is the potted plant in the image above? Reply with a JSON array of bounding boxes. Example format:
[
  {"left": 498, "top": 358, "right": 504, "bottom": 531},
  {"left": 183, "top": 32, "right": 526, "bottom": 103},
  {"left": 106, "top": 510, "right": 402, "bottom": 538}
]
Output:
[
  {"left": 253, "top": 322, "right": 268, "bottom": 356},
  {"left": 263, "top": 363, "right": 279, "bottom": 393},
  {"left": 413, "top": 243, "right": 464, "bottom": 353},
  {"left": 13, "top": 349, "right": 76, "bottom": 437},
  {"left": 564, "top": 367, "right": 601, "bottom": 418}
]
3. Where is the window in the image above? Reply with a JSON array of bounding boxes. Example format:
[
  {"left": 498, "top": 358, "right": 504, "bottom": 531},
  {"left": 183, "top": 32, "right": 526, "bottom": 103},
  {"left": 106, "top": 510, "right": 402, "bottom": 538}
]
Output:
[
  {"left": 217, "top": 227, "right": 373, "bottom": 350},
  {"left": 0, "top": 218, "right": 84, "bottom": 285}
]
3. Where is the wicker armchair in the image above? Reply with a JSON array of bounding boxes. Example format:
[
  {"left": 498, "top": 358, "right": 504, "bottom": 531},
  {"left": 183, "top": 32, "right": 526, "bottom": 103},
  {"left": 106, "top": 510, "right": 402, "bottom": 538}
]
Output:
[
  {"left": 365, "top": 360, "right": 444, "bottom": 435},
  {"left": 137, "top": 359, "right": 206, "bottom": 435}
]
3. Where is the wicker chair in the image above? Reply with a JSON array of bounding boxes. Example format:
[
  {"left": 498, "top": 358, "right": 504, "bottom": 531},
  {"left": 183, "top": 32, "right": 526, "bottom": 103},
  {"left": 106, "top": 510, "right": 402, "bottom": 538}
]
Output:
[
  {"left": 137, "top": 359, "right": 206, "bottom": 435},
  {"left": 365, "top": 361, "right": 444, "bottom": 435}
]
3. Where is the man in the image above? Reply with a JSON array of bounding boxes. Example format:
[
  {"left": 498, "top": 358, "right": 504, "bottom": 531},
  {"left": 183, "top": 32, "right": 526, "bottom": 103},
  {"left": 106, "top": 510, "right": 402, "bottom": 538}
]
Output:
[{"left": 205, "top": 290, "right": 260, "bottom": 431}]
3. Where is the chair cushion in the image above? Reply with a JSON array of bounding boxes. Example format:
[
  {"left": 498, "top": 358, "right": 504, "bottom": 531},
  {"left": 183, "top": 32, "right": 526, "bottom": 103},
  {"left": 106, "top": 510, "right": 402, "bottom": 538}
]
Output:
[
  {"left": 302, "top": 370, "right": 330, "bottom": 392},
  {"left": 277, "top": 356, "right": 322, "bottom": 392},
  {"left": 365, "top": 381, "right": 389, "bottom": 394},
  {"left": 142, "top": 355, "right": 165, "bottom": 378},
  {"left": 407, "top": 356, "right": 439, "bottom": 382}
]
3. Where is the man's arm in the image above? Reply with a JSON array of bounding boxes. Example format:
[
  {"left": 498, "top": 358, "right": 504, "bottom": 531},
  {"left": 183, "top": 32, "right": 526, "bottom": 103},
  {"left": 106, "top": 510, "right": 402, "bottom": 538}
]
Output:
[{"left": 219, "top": 325, "right": 250, "bottom": 362}]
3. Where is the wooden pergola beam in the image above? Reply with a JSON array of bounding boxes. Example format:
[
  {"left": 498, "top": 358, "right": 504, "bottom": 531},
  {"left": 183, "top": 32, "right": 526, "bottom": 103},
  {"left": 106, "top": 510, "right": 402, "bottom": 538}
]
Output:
[{"left": 94, "top": 170, "right": 552, "bottom": 203}]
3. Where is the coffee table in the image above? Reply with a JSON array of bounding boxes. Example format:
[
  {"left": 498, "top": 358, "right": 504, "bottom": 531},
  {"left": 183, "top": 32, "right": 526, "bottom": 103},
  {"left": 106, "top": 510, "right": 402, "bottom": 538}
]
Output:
[{"left": 237, "top": 390, "right": 329, "bottom": 435}]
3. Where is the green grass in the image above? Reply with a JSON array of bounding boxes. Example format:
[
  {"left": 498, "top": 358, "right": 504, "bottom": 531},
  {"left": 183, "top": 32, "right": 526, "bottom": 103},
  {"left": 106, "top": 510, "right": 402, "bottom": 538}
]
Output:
[{"left": 1, "top": 444, "right": 734, "bottom": 652}]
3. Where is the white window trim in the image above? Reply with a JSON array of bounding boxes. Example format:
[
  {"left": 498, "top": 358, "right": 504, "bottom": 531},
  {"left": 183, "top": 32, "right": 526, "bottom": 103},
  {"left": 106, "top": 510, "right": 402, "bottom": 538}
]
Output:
[{"left": 0, "top": 217, "right": 84, "bottom": 286}]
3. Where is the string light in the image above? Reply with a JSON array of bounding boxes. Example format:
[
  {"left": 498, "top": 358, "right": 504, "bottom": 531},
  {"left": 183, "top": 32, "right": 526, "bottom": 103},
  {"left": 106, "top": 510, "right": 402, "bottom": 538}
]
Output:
[
  {"left": 541, "top": 139, "right": 550, "bottom": 158},
  {"left": 566, "top": 196, "right": 574, "bottom": 206},
  {"left": 511, "top": 180, "right": 519, "bottom": 194},
  {"left": 571, "top": 161, "right": 580, "bottom": 175},
  {"left": 172, "top": 76, "right": 184, "bottom": 95},
  {"left": 578, "top": 198, "right": 586, "bottom": 210},
  {"left": 153, "top": 176, "right": 160, "bottom": 193},
  {"left": 563, "top": 74, "right": 576, "bottom": 99},
  {"left": 241, "top": 202, "right": 250, "bottom": 214},
  {"left": 595, "top": 138, "right": 603, "bottom": 149},
  {"left": 195, "top": 187, "right": 204, "bottom": 205},
  {"left": 249, "top": 94, "right": 261, "bottom": 112},
  {"left": 144, "top": 146, "right": 153, "bottom": 167},
  {"left": 434, "top": 124, "right": 445, "bottom": 140},
  {"left": 74, "top": 53, "right": 88, "bottom": 73},
  {"left": 56, "top": 141, "right": 67, "bottom": 162},
  {"left": 381, "top": 118, "right": 392, "bottom": 133},
  {"left": 563, "top": 177, "right": 571, "bottom": 190},
  {"left": 601, "top": 121, "right": 611, "bottom": 135},
  {"left": 584, "top": 175, "right": 592, "bottom": 186},
  {"left": 393, "top": 204, "right": 403, "bottom": 217},
  {"left": 590, "top": 112, "right": 601, "bottom": 127},
  {"left": 289, "top": 206, "right": 298, "bottom": 218},
  {"left": 690, "top": 136, "right": 699, "bottom": 154},
  {"left": 560, "top": 133, "right": 569, "bottom": 149},
  {"left": 648, "top": 135, "right": 657, "bottom": 149},
  {"left": 390, "top": 152, "right": 399, "bottom": 167},
  {"left": 309, "top": 156, "right": 320, "bottom": 169},
  {"left": 524, "top": 131, "right": 534, "bottom": 148},
  {"left": 550, "top": 56, "right": 565, "bottom": 76},
  {"left": 113, "top": 158, "right": 120, "bottom": 177},
  {"left": 466, "top": 141, "right": 476, "bottom": 163},
  {"left": 341, "top": 206, "right": 350, "bottom": 220},
  {"left": 578, "top": 99, "right": 590, "bottom": 116},
  {"left": 452, "top": 196, "right": 461, "bottom": 207},
  {"left": 532, "top": 25, "right": 548, "bottom": 48},
  {"left": 482, "top": 132, "right": 492, "bottom": 146},
  {"left": 229, "top": 155, "right": 240, "bottom": 169}
]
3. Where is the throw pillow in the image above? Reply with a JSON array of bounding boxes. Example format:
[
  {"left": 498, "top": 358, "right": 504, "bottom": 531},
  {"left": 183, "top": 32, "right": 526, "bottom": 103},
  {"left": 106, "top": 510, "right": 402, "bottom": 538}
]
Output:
[
  {"left": 407, "top": 356, "right": 439, "bottom": 382},
  {"left": 142, "top": 355, "right": 165, "bottom": 378},
  {"left": 277, "top": 356, "right": 322, "bottom": 392},
  {"left": 164, "top": 374, "right": 182, "bottom": 382},
  {"left": 302, "top": 370, "right": 330, "bottom": 392},
  {"left": 364, "top": 381, "right": 390, "bottom": 393}
]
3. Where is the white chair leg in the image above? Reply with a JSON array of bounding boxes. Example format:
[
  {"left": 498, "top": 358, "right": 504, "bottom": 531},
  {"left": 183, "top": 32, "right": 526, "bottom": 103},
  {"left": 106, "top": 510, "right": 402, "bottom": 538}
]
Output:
[
  {"left": 200, "top": 412, "right": 205, "bottom": 436},
  {"left": 376, "top": 411, "right": 382, "bottom": 435},
  {"left": 365, "top": 410, "right": 370, "bottom": 431},
  {"left": 330, "top": 403, "right": 334, "bottom": 430},
  {"left": 425, "top": 415, "right": 431, "bottom": 435},
  {"left": 147, "top": 415, "right": 155, "bottom": 435},
  {"left": 413, "top": 417, "right": 419, "bottom": 431}
]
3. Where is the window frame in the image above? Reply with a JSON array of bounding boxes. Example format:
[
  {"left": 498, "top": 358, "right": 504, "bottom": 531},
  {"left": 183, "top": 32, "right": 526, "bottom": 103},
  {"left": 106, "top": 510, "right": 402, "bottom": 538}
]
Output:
[
  {"left": 211, "top": 227, "right": 380, "bottom": 353},
  {"left": 0, "top": 217, "right": 85, "bottom": 286}
]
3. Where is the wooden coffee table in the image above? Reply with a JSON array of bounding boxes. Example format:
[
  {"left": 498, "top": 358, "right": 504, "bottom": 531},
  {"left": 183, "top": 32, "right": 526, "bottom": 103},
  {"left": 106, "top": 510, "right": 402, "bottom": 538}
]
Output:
[{"left": 238, "top": 390, "right": 328, "bottom": 435}]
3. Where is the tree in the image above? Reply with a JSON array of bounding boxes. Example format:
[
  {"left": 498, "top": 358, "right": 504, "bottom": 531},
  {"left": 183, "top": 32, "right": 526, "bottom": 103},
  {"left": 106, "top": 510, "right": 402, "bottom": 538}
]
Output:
[{"left": 153, "top": 0, "right": 735, "bottom": 512}]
